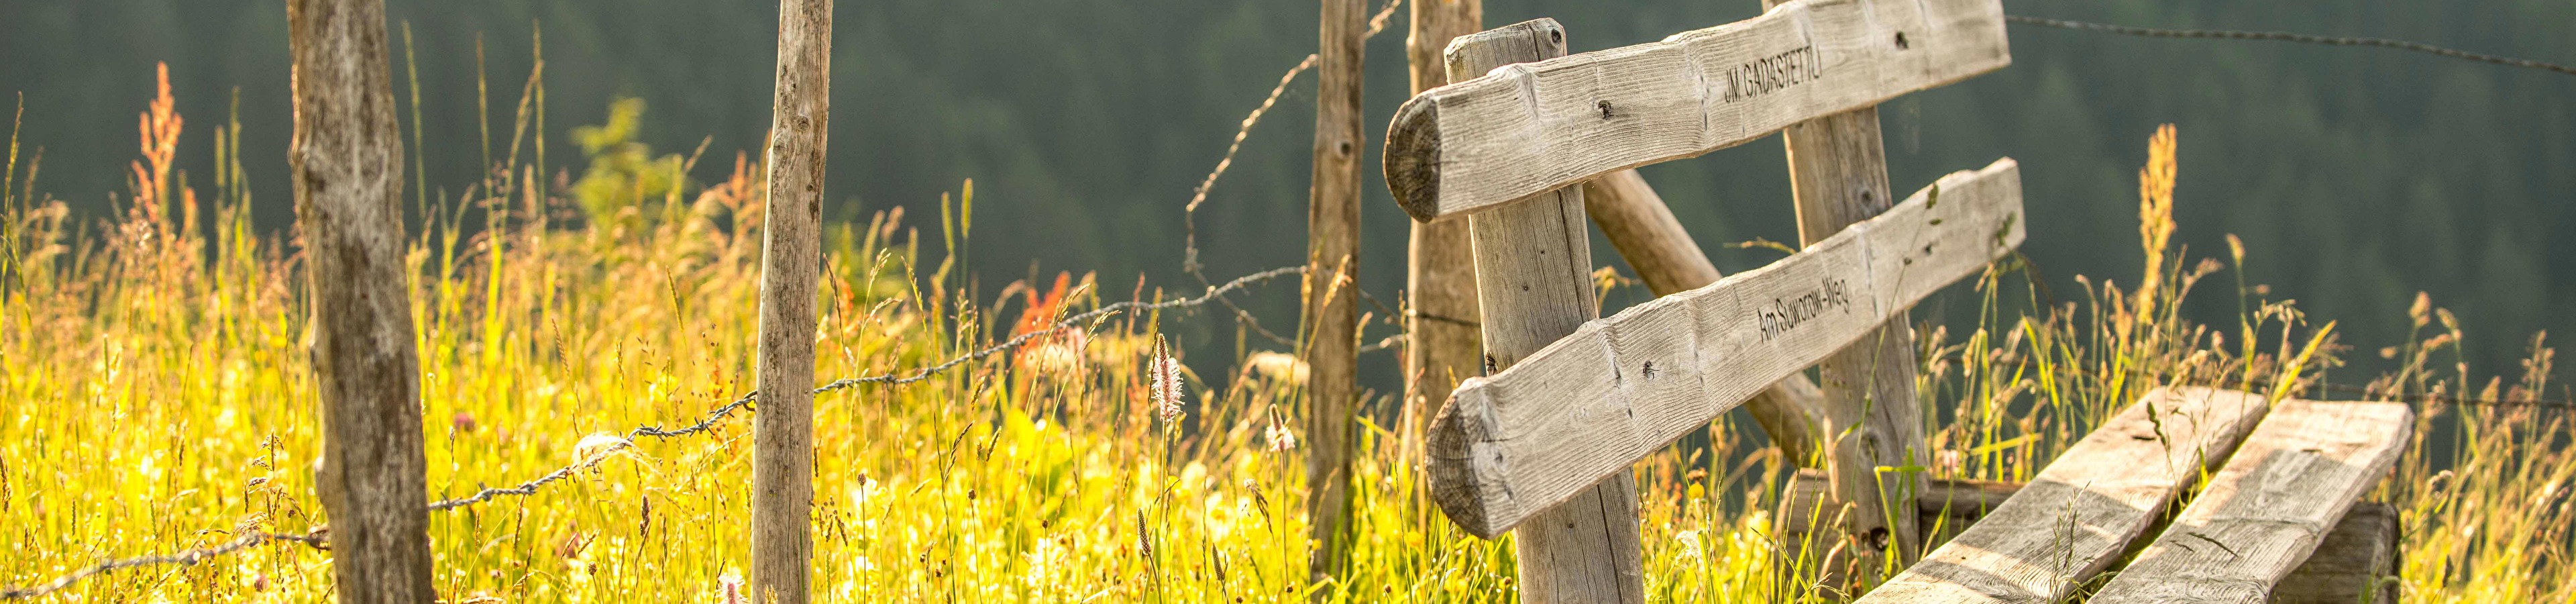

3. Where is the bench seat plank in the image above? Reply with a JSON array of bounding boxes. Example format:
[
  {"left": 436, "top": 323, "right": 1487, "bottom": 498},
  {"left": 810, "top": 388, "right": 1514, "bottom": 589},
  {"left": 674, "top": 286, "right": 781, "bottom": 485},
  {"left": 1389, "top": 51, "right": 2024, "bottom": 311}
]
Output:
[
  {"left": 1425, "top": 159, "right": 2023, "bottom": 537},
  {"left": 1383, "top": 0, "right": 2010, "bottom": 222},
  {"left": 1854, "top": 387, "right": 2273, "bottom": 603},
  {"left": 2088, "top": 400, "right": 2412, "bottom": 603}
]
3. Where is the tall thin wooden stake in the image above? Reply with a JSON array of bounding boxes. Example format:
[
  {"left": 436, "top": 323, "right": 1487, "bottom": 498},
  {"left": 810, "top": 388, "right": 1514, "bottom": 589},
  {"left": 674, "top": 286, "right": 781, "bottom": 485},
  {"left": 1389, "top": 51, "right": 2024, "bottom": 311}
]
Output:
[
  {"left": 751, "top": 1, "right": 832, "bottom": 601},
  {"left": 1768, "top": 0, "right": 1928, "bottom": 579},
  {"left": 286, "top": 0, "right": 437, "bottom": 600},
  {"left": 1304, "top": 0, "right": 1366, "bottom": 589},
  {"left": 1403, "top": 0, "right": 1483, "bottom": 470},
  {"left": 1452, "top": 19, "right": 1646, "bottom": 604}
]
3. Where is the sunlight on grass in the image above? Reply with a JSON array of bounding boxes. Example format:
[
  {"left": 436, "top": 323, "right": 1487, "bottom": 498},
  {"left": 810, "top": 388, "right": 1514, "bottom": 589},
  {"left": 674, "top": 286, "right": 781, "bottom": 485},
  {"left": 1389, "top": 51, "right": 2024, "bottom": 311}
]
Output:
[{"left": 2, "top": 64, "right": 2571, "bottom": 603}]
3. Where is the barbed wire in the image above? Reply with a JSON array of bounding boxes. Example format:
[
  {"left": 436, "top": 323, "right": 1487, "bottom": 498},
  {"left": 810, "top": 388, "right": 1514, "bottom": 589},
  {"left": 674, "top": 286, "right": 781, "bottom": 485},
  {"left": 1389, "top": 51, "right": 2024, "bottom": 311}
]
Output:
[
  {"left": 3, "top": 264, "right": 1307, "bottom": 598},
  {"left": 8, "top": 5, "right": 1377, "bottom": 583},
  {"left": 2006, "top": 15, "right": 2576, "bottom": 78},
  {"left": 1180, "top": 0, "right": 1407, "bottom": 354},
  {"left": 818, "top": 265, "right": 1309, "bottom": 392},
  {"left": 1, "top": 532, "right": 327, "bottom": 599},
  {"left": 40, "top": 5, "right": 2569, "bottom": 599}
]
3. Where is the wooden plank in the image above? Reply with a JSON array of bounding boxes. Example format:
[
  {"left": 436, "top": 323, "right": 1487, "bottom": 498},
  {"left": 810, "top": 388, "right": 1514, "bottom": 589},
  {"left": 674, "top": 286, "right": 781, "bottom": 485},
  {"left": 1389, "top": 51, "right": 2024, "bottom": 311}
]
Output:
[
  {"left": 286, "top": 0, "right": 439, "bottom": 600},
  {"left": 1303, "top": 0, "right": 1366, "bottom": 589},
  {"left": 1426, "top": 158, "right": 2023, "bottom": 538},
  {"left": 1854, "top": 387, "right": 2273, "bottom": 603},
  {"left": 750, "top": 1, "right": 832, "bottom": 601},
  {"left": 2090, "top": 401, "right": 2413, "bottom": 603},
  {"left": 1401, "top": 0, "right": 1483, "bottom": 501},
  {"left": 1788, "top": 476, "right": 2401, "bottom": 602},
  {"left": 1383, "top": 0, "right": 2010, "bottom": 222},
  {"left": 1449, "top": 20, "right": 1646, "bottom": 604},
  {"left": 1580, "top": 170, "right": 1828, "bottom": 466}
]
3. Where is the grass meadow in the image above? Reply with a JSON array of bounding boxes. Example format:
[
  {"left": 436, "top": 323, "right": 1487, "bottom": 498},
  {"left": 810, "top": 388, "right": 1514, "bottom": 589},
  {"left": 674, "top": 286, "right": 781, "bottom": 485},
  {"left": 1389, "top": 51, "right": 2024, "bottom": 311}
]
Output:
[{"left": 3, "top": 62, "right": 2573, "bottom": 603}]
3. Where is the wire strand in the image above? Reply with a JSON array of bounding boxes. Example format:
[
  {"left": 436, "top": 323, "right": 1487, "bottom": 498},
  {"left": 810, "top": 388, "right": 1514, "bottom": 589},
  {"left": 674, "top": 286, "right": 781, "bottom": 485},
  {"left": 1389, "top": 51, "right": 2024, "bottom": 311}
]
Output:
[
  {"left": 0, "top": 532, "right": 326, "bottom": 599},
  {"left": 2006, "top": 15, "right": 2576, "bottom": 78}
]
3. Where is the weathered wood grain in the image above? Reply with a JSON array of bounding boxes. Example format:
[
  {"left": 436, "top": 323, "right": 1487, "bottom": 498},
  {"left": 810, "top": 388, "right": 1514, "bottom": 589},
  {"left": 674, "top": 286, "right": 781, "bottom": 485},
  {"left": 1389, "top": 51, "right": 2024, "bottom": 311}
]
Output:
[
  {"left": 1426, "top": 158, "right": 2023, "bottom": 538},
  {"left": 2090, "top": 401, "right": 2412, "bottom": 603},
  {"left": 1448, "top": 20, "right": 1647, "bottom": 604},
  {"left": 1790, "top": 475, "right": 2402, "bottom": 602},
  {"left": 1304, "top": 0, "right": 1367, "bottom": 589},
  {"left": 1854, "top": 387, "right": 2273, "bottom": 603},
  {"left": 1383, "top": 0, "right": 2009, "bottom": 222},
  {"left": 750, "top": 1, "right": 831, "bottom": 601},
  {"left": 1402, "top": 0, "right": 1483, "bottom": 510},
  {"left": 1581, "top": 170, "right": 1827, "bottom": 466},
  {"left": 286, "top": 0, "right": 438, "bottom": 600}
]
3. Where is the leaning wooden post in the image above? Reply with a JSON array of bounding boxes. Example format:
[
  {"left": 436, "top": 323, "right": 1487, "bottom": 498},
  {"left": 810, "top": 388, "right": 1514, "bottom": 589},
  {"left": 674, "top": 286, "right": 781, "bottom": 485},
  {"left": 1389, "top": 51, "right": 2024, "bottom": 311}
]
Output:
[
  {"left": 750, "top": 0, "right": 831, "bottom": 601},
  {"left": 1448, "top": 20, "right": 1647, "bottom": 604},
  {"left": 1402, "top": 0, "right": 1483, "bottom": 468},
  {"left": 286, "top": 0, "right": 437, "bottom": 600},
  {"left": 1761, "top": 0, "right": 1930, "bottom": 574},
  {"left": 1302, "top": 0, "right": 1367, "bottom": 589}
]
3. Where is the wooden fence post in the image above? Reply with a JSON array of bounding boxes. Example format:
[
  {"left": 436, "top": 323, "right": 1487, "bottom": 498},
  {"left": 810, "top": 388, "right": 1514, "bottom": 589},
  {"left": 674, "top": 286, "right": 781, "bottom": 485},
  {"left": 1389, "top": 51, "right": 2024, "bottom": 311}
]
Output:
[
  {"left": 1403, "top": 0, "right": 1483, "bottom": 489},
  {"left": 1304, "top": 0, "right": 1366, "bottom": 589},
  {"left": 1450, "top": 20, "right": 1646, "bottom": 604},
  {"left": 1765, "top": 0, "right": 1929, "bottom": 577},
  {"left": 751, "top": 0, "right": 832, "bottom": 602},
  {"left": 286, "top": 0, "right": 437, "bottom": 601}
]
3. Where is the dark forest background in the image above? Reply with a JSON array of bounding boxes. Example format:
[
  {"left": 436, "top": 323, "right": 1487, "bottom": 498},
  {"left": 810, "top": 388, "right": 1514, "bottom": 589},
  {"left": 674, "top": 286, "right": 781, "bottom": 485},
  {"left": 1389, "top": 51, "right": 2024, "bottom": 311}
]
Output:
[{"left": 5, "top": 0, "right": 2571, "bottom": 389}]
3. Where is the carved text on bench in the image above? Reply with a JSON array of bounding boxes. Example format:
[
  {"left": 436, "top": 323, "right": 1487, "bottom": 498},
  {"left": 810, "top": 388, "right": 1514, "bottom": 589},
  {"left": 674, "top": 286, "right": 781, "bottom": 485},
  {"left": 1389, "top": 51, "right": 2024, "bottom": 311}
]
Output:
[
  {"left": 1758, "top": 276, "right": 1854, "bottom": 341},
  {"left": 1723, "top": 45, "right": 1824, "bottom": 103}
]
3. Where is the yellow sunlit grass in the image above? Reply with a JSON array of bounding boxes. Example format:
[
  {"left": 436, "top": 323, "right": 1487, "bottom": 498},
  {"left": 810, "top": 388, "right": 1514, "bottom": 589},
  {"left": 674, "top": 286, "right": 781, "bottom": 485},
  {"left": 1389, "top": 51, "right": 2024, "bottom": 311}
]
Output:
[{"left": 1, "top": 66, "right": 2569, "bottom": 604}]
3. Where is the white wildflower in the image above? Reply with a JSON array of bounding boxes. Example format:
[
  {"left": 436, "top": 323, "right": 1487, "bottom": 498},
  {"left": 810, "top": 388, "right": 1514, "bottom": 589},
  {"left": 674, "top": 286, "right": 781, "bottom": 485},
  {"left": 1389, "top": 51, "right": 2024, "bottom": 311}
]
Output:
[
  {"left": 1150, "top": 336, "right": 1186, "bottom": 425},
  {"left": 718, "top": 569, "right": 745, "bottom": 604},
  {"left": 1265, "top": 420, "right": 1297, "bottom": 452}
]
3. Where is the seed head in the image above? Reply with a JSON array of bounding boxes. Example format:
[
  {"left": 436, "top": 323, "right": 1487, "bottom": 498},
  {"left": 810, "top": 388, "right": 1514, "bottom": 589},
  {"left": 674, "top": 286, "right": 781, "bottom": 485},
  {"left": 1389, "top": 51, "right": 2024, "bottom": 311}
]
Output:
[{"left": 1149, "top": 336, "right": 1185, "bottom": 425}]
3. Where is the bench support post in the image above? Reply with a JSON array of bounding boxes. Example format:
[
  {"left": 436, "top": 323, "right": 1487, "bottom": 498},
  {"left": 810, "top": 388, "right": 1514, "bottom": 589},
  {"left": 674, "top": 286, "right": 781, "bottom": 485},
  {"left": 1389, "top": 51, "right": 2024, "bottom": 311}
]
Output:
[
  {"left": 1765, "top": 0, "right": 1929, "bottom": 576},
  {"left": 1451, "top": 20, "right": 1646, "bottom": 604}
]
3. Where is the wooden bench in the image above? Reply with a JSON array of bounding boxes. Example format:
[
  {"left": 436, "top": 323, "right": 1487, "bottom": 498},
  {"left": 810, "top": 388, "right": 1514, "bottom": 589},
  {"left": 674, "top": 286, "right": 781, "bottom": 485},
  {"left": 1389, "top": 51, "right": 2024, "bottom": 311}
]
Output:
[
  {"left": 1845, "top": 388, "right": 2408, "bottom": 603},
  {"left": 1381, "top": 2, "right": 2414, "bottom": 601},
  {"left": 1784, "top": 479, "right": 2401, "bottom": 603},
  {"left": 1382, "top": 0, "right": 2018, "bottom": 599},
  {"left": 2087, "top": 399, "right": 2410, "bottom": 602}
]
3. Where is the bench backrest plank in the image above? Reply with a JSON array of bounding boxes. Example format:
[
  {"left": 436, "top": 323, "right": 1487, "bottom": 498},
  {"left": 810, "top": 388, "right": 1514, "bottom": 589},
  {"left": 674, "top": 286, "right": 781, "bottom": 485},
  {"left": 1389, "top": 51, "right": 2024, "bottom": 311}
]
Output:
[
  {"left": 1426, "top": 158, "right": 2023, "bottom": 537},
  {"left": 1855, "top": 387, "right": 2273, "bottom": 603},
  {"left": 2088, "top": 400, "right": 2412, "bottom": 603},
  {"left": 1385, "top": 0, "right": 2008, "bottom": 222}
]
